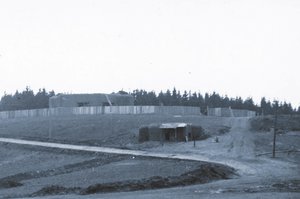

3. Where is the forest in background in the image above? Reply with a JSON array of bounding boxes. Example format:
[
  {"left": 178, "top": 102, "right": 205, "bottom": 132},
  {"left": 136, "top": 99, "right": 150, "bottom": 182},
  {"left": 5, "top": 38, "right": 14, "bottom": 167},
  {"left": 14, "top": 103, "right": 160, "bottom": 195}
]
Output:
[
  {"left": 131, "top": 89, "right": 299, "bottom": 115},
  {"left": 0, "top": 87, "right": 299, "bottom": 115},
  {"left": 0, "top": 87, "right": 55, "bottom": 111}
]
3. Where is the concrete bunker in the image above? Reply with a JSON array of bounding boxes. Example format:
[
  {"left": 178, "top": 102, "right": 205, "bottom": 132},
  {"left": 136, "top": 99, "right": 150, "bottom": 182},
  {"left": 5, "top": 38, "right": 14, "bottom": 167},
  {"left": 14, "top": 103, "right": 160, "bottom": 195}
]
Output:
[
  {"left": 139, "top": 123, "right": 207, "bottom": 143},
  {"left": 49, "top": 93, "right": 134, "bottom": 108}
]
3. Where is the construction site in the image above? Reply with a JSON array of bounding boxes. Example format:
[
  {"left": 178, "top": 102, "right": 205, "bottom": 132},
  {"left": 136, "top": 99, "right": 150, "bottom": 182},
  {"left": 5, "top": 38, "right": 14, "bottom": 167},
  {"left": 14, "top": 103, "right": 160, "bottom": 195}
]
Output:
[
  {"left": 0, "top": 94, "right": 299, "bottom": 199},
  {"left": 1, "top": 0, "right": 300, "bottom": 197}
]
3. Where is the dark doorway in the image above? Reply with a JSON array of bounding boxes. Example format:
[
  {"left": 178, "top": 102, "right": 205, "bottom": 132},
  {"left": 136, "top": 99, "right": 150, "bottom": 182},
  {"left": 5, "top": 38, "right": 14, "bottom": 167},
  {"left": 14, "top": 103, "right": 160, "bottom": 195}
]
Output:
[{"left": 162, "top": 129, "right": 176, "bottom": 141}]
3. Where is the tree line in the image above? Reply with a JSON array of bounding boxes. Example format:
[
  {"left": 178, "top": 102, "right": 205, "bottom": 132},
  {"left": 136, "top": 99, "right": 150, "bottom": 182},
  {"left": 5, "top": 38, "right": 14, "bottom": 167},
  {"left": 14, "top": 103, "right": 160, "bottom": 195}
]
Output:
[
  {"left": 0, "top": 87, "right": 299, "bottom": 115},
  {"left": 130, "top": 88, "right": 299, "bottom": 115},
  {"left": 0, "top": 87, "right": 55, "bottom": 111}
]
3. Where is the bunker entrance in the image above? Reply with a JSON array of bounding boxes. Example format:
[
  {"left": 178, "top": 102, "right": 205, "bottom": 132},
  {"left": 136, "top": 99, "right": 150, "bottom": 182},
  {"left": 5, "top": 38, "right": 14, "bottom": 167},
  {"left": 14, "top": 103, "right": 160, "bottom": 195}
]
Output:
[
  {"left": 161, "top": 125, "right": 187, "bottom": 142},
  {"left": 139, "top": 123, "right": 206, "bottom": 143},
  {"left": 163, "top": 129, "right": 174, "bottom": 141}
]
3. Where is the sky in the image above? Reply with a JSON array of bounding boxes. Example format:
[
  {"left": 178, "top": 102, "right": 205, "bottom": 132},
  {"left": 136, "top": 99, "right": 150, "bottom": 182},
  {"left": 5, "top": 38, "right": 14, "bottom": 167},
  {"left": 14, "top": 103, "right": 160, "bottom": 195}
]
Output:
[{"left": 0, "top": 0, "right": 299, "bottom": 107}]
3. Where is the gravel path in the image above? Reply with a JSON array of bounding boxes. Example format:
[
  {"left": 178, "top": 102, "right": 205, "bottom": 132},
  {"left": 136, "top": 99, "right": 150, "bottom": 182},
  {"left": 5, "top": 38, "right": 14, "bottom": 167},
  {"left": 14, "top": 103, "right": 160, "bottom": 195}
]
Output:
[{"left": 0, "top": 137, "right": 220, "bottom": 163}]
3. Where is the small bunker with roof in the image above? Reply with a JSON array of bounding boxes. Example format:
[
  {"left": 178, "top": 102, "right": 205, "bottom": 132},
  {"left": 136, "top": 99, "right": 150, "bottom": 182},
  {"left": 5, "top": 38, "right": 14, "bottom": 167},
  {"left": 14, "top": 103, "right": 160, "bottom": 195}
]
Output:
[{"left": 139, "top": 123, "right": 207, "bottom": 143}]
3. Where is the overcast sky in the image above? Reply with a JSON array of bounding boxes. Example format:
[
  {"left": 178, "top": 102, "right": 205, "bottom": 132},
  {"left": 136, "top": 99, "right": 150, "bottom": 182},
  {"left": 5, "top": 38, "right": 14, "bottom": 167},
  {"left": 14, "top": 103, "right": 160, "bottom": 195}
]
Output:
[{"left": 0, "top": 0, "right": 299, "bottom": 107}]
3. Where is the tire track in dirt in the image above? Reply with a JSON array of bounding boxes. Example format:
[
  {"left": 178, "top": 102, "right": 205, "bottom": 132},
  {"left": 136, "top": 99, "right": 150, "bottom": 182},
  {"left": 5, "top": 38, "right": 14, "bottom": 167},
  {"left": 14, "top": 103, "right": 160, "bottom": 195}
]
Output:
[
  {"left": 0, "top": 154, "right": 128, "bottom": 189},
  {"left": 226, "top": 118, "right": 255, "bottom": 159}
]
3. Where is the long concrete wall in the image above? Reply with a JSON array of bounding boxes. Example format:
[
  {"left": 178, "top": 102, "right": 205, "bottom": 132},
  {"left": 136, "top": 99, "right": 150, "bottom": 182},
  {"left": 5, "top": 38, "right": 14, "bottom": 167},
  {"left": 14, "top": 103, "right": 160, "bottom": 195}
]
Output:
[
  {"left": 207, "top": 107, "right": 256, "bottom": 117},
  {"left": 0, "top": 106, "right": 201, "bottom": 120}
]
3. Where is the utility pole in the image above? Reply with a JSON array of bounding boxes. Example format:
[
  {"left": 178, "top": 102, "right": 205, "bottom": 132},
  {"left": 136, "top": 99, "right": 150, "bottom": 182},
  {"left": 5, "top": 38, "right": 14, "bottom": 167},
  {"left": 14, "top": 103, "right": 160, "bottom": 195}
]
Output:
[
  {"left": 272, "top": 101, "right": 278, "bottom": 158},
  {"left": 48, "top": 110, "right": 52, "bottom": 139}
]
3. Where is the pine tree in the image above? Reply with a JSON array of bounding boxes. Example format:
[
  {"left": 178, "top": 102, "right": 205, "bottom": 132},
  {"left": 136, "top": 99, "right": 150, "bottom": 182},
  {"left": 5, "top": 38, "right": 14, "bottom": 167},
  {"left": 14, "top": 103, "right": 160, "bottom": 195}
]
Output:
[{"left": 182, "top": 90, "right": 188, "bottom": 106}]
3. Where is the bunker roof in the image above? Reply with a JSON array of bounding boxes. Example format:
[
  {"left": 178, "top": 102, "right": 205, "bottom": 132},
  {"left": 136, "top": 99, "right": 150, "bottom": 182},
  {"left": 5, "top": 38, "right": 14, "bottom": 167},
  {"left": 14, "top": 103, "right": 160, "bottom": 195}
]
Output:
[{"left": 160, "top": 123, "right": 188, "bottom": 129}]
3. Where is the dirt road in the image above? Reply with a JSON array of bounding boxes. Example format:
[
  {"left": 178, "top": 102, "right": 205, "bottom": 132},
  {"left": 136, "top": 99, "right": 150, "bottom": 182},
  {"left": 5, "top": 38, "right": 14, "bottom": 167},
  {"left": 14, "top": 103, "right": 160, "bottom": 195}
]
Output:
[{"left": 0, "top": 137, "right": 220, "bottom": 164}]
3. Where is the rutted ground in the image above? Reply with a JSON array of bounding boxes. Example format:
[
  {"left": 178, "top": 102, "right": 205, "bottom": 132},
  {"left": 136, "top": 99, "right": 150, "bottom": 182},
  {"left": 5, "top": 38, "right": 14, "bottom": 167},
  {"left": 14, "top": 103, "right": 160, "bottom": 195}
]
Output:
[{"left": 0, "top": 143, "right": 235, "bottom": 198}]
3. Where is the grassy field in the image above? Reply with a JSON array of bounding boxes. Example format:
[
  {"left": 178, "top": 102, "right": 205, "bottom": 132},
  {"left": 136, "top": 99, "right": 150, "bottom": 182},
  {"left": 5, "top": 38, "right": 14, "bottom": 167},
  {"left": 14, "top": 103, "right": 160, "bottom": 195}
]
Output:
[
  {"left": 0, "top": 114, "right": 231, "bottom": 147},
  {"left": 250, "top": 115, "right": 300, "bottom": 132}
]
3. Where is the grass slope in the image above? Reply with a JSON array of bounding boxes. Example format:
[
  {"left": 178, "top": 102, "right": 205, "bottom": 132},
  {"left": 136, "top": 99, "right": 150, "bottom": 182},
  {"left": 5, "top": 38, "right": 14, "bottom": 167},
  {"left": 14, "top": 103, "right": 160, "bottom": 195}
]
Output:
[{"left": 0, "top": 114, "right": 231, "bottom": 147}]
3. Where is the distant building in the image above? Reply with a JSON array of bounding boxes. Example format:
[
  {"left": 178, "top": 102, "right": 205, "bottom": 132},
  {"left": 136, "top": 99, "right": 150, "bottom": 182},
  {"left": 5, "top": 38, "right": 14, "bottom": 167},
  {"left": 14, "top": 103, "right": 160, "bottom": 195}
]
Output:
[{"left": 49, "top": 93, "right": 134, "bottom": 108}]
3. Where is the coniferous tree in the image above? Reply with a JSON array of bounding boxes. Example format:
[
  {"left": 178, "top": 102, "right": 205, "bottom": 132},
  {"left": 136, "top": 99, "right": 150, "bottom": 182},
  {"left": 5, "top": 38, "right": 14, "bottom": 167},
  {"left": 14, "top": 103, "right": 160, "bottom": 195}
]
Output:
[
  {"left": 204, "top": 93, "right": 210, "bottom": 107},
  {"left": 189, "top": 92, "right": 199, "bottom": 107},
  {"left": 244, "top": 97, "right": 256, "bottom": 111},
  {"left": 197, "top": 93, "right": 204, "bottom": 106},
  {"left": 181, "top": 90, "right": 189, "bottom": 106},
  {"left": 165, "top": 89, "right": 172, "bottom": 106},
  {"left": 222, "top": 95, "right": 230, "bottom": 108}
]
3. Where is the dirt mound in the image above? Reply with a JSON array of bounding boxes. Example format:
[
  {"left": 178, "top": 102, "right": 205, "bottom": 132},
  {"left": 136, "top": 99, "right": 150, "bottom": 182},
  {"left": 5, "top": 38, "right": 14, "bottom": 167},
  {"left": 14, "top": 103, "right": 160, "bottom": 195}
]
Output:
[
  {"left": 31, "top": 185, "right": 81, "bottom": 197},
  {"left": 271, "top": 179, "right": 300, "bottom": 192},
  {"left": 0, "top": 180, "right": 22, "bottom": 189},
  {"left": 30, "top": 162, "right": 235, "bottom": 197}
]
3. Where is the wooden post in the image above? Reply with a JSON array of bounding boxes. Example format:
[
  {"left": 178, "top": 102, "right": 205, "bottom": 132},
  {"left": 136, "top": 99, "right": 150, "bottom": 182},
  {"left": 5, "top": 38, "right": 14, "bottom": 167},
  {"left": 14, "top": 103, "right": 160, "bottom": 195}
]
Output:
[
  {"left": 193, "top": 134, "right": 196, "bottom": 147},
  {"left": 48, "top": 118, "right": 52, "bottom": 139},
  {"left": 111, "top": 113, "right": 113, "bottom": 135},
  {"left": 48, "top": 109, "right": 52, "bottom": 139},
  {"left": 160, "top": 130, "right": 164, "bottom": 146},
  {"left": 272, "top": 102, "right": 278, "bottom": 158}
]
